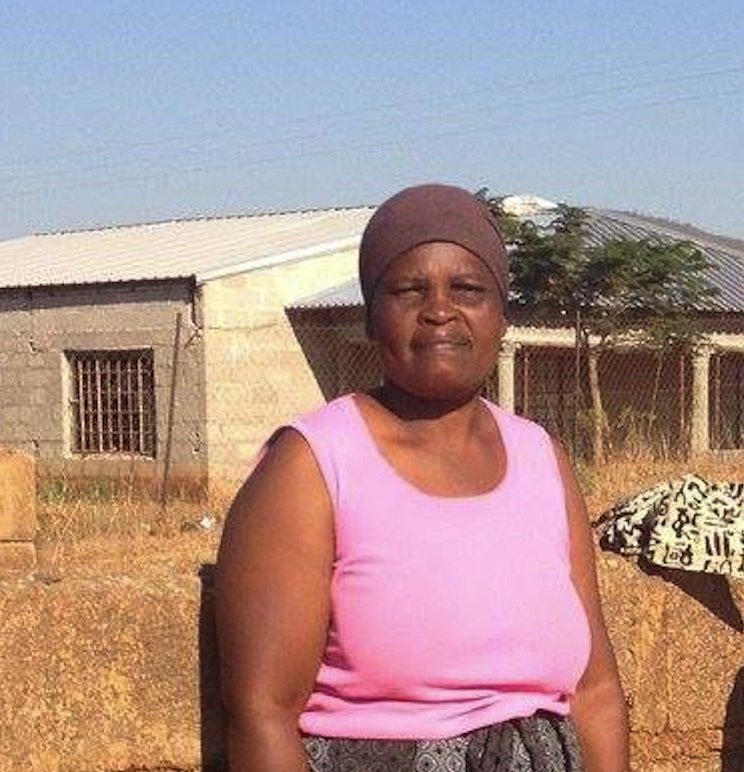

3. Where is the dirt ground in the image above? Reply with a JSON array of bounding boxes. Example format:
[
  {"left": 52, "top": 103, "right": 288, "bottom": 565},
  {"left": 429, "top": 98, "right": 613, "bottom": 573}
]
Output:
[
  {"left": 16, "top": 453, "right": 744, "bottom": 772},
  {"left": 58, "top": 530, "right": 222, "bottom": 580}
]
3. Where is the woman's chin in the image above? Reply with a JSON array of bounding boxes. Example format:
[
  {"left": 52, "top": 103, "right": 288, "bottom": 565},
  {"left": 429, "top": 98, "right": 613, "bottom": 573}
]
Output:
[{"left": 397, "top": 372, "right": 484, "bottom": 403}]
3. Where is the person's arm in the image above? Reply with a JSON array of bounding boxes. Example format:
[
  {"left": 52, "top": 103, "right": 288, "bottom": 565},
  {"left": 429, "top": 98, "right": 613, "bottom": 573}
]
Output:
[
  {"left": 552, "top": 438, "right": 630, "bottom": 772},
  {"left": 214, "top": 430, "right": 334, "bottom": 772}
]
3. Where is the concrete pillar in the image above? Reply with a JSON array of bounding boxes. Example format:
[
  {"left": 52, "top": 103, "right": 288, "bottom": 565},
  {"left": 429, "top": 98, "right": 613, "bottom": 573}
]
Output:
[
  {"left": 0, "top": 450, "right": 37, "bottom": 578},
  {"left": 690, "top": 347, "right": 711, "bottom": 455},
  {"left": 497, "top": 342, "right": 517, "bottom": 413}
]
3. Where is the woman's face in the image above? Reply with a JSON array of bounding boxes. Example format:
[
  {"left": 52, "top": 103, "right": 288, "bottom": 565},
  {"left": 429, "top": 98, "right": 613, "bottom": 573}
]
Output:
[{"left": 368, "top": 242, "right": 506, "bottom": 401}]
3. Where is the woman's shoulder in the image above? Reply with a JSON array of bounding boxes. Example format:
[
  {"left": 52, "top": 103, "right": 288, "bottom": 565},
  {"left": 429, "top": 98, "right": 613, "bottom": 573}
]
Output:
[
  {"left": 290, "top": 393, "right": 357, "bottom": 436},
  {"left": 262, "top": 395, "right": 361, "bottom": 506},
  {"left": 483, "top": 398, "right": 553, "bottom": 443},
  {"left": 283, "top": 394, "right": 362, "bottom": 451},
  {"left": 248, "top": 397, "right": 351, "bottom": 476}
]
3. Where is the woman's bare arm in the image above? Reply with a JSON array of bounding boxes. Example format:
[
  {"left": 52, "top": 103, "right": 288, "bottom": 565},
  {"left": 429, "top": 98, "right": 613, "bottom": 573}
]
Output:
[
  {"left": 215, "top": 430, "right": 335, "bottom": 772},
  {"left": 552, "top": 438, "right": 630, "bottom": 772}
]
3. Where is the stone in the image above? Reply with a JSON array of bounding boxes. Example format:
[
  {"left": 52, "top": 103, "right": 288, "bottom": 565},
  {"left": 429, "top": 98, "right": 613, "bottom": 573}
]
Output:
[
  {"left": 0, "top": 450, "right": 37, "bottom": 541},
  {"left": 0, "top": 574, "right": 219, "bottom": 772},
  {"left": 0, "top": 534, "right": 742, "bottom": 771}
]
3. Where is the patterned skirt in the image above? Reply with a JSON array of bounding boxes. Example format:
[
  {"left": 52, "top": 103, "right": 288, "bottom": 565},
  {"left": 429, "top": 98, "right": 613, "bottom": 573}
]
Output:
[{"left": 301, "top": 711, "right": 582, "bottom": 772}]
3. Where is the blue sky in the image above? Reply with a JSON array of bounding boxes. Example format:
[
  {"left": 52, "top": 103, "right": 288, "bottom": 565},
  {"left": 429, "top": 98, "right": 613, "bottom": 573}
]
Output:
[{"left": 1, "top": 1, "right": 742, "bottom": 240}]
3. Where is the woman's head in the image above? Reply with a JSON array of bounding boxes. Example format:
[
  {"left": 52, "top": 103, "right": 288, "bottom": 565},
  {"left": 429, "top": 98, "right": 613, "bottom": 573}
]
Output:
[
  {"left": 360, "top": 184, "right": 509, "bottom": 400},
  {"left": 359, "top": 184, "right": 509, "bottom": 310}
]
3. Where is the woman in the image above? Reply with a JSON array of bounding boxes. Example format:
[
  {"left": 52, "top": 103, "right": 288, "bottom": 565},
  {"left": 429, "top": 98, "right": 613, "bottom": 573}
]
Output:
[{"left": 215, "top": 184, "right": 629, "bottom": 772}]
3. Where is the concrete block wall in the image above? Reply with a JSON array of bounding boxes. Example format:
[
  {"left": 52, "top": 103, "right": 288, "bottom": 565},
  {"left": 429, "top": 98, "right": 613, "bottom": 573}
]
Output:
[
  {"left": 1, "top": 551, "right": 742, "bottom": 772},
  {"left": 0, "top": 281, "right": 208, "bottom": 489},
  {"left": 202, "top": 249, "right": 357, "bottom": 488}
]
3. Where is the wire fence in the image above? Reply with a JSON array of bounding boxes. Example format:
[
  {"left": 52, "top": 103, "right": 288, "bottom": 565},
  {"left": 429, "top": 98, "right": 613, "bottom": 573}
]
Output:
[
  {"left": 712, "top": 352, "right": 744, "bottom": 451},
  {"left": 291, "top": 321, "right": 744, "bottom": 460},
  {"left": 513, "top": 346, "right": 691, "bottom": 458}
]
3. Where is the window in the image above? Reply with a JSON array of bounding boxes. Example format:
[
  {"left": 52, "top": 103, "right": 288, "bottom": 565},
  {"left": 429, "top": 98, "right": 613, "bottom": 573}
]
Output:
[{"left": 68, "top": 350, "right": 156, "bottom": 457}]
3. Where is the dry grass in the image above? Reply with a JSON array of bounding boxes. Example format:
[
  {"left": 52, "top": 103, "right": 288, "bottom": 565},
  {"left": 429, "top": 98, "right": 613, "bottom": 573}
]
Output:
[
  {"left": 33, "top": 451, "right": 743, "bottom": 578},
  {"left": 36, "top": 476, "right": 233, "bottom": 540},
  {"left": 34, "top": 476, "right": 234, "bottom": 577}
]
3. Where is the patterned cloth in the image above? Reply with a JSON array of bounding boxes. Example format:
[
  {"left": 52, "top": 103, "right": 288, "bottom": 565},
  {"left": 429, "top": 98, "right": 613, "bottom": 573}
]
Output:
[
  {"left": 301, "top": 712, "right": 582, "bottom": 772},
  {"left": 596, "top": 473, "right": 744, "bottom": 577}
]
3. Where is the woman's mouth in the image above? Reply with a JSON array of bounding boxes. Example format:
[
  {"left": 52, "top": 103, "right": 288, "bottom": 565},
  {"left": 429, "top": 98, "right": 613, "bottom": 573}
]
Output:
[{"left": 412, "top": 337, "right": 471, "bottom": 352}]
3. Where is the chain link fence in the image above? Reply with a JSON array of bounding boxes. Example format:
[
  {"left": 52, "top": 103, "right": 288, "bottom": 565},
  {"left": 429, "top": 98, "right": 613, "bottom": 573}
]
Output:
[
  {"left": 712, "top": 352, "right": 744, "bottom": 451},
  {"left": 513, "top": 346, "right": 691, "bottom": 458},
  {"left": 290, "top": 316, "right": 744, "bottom": 460}
]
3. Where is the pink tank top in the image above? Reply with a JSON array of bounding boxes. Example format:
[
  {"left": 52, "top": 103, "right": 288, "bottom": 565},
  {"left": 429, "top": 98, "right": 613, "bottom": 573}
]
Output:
[{"left": 291, "top": 395, "right": 591, "bottom": 740}]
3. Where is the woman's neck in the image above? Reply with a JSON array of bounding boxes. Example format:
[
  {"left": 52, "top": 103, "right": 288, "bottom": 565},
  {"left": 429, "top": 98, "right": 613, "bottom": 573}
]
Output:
[{"left": 366, "top": 382, "right": 487, "bottom": 442}]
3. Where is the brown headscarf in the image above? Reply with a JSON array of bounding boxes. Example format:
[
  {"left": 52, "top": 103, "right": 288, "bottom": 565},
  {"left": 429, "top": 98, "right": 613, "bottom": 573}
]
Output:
[{"left": 359, "top": 184, "right": 509, "bottom": 307}]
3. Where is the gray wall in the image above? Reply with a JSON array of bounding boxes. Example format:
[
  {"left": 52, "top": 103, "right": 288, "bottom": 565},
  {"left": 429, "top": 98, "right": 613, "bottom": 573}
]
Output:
[
  {"left": 0, "top": 280, "right": 207, "bottom": 489},
  {"left": 202, "top": 248, "right": 357, "bottom": 490},
  {"left": 0, "top": 249, "right": 360, "bottom": 496}
]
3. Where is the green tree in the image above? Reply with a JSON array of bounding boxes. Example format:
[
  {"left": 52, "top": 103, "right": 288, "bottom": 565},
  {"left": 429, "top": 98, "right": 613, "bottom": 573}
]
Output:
[
  {"left": 474, "top": 188, "right": 522, "bottom": 244},
  {"left": 482, "top": 197, "right": 717, "bottom": 461}
]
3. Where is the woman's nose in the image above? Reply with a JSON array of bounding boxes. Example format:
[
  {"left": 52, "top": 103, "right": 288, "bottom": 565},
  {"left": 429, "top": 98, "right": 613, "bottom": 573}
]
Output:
[{"left": 419, "top": 288, "right": 458, "bottom": 323}]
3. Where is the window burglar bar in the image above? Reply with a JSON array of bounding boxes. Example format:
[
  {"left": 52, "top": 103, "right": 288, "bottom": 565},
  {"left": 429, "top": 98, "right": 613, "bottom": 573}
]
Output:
[{"left": 68, "top": 350, "right": 156, "bottom": 457}]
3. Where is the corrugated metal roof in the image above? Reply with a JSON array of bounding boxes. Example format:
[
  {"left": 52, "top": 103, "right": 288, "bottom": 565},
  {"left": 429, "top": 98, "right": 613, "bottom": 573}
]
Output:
[
  {"left": 291, "top": 208, "right": 744, "bottom": 313},
  {"left": 3, "top": 202, "right": 740, "bottom": 312},
  {"left": 0, "top": 207, "right": 374, "bottom": 290},
  {"left": 296, "top": 278, "right": 364, "bottom": 309},
  {"left": 584, "top": 209, "right": 743, "bottom": 312}
]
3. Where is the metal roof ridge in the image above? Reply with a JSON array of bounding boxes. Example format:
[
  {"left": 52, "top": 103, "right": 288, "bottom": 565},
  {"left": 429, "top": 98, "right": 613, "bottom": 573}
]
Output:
[
  {"left": 196, "top": 235, "right": 363, "bottom": 284},
  {"left": 26, "top": 203, "right": 376, "bottom": 240},
  {"left": 590, "top": 208, "right": 744, "bottom": 258}
]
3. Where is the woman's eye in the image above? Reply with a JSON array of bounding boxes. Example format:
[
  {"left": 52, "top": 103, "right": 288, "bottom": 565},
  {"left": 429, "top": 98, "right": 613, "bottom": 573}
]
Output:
[
  {"left": 453, "top": 284, "right": 485, "bottom": 295},
  {"left": 392, "top": 286, "right": 423, "bottom": 296}
]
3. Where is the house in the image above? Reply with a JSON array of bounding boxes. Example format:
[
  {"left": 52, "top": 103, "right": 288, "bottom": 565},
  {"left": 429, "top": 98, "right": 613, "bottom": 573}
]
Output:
[
  {"left": 287, "top": 200, "right": 744, "bottom": 458},
  {"left": 1, "top": 199, "right": 741, "bottom": 495},
  {"left": 0, "top": 207, "right": 373, "bottom": 492}
]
